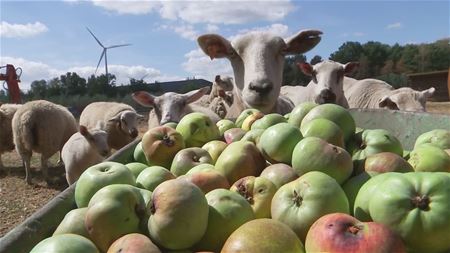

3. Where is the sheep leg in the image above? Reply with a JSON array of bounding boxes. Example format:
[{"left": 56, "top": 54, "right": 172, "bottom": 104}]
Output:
[
  {"left": 40, "top": 154, "right": 50, "bottom": 183},
  {"left": 20, "top": 152, "right": 32, "bottom": 184}
]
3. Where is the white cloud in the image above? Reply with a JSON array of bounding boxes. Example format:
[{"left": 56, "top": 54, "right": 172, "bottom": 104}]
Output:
[
  {"left": 230, "top": 23, "right": 289, "bottom": 41},
  {"left": 386, "top": 22, "right": 403, "bottom": 29},
  {"left": 91, "top": 0, "right": 160, "bottom": 15},
  {"left": 206, "top": 24, "right": 219, "bottom": 33},
  {"left": 182, "top": 49, "right": 233, "bottom": 81},
  {"left": 0, "top": 21, "right": 48, "bottom": 38},
  {"left": 160, "top": 24, "right": 199, "bottom": 41},
  {"left": 0, "top": 56, "right": 178, "bottom": 91},
  {"left": 85, "top": 0, "right": 294, "bottom": 24}
]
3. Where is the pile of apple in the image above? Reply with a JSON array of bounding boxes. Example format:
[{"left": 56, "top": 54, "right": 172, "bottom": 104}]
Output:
[{"left": 31, "top": 103, "right": 450, "bottom": 253}]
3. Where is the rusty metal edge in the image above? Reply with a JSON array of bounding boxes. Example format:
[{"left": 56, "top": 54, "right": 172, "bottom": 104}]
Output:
[{"left": 0, "top": 138, "right": 141, "bottom": 253}]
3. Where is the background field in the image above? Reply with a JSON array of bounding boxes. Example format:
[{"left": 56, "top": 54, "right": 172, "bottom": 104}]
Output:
[{"left": 0, "top": 103, "right": 449, "bottom": 237}]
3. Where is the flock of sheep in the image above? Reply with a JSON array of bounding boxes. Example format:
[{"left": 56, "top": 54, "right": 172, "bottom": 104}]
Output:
[{"left": 0, "top": 28, "right": 435, "bottom": 185}]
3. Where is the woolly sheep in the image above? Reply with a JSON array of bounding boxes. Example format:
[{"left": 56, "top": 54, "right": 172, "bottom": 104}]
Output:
[
  {"left": 132, "top": 87, "right": 221, "bottom": 129},
  {"left": 79, "top": 102, "right": 143, "bottom": 150},
  {"left": 62, "top": 124, "right": 109, "bottom": 185},
  {"left": 343, "top": 78, "right": 435, "bottom": 112},
  {"left": 197, "top": 29, "right": 322, "bottom": 118},
  {"left": 0, "top": 103, "right": 22, "bottom": 172},
  {"left": 12, "top": 100, "right": 78, "bottom": 184},
  {"left": 209, "top": 75, "right": 234, "bottom": 103},
  {"left": 280, "top": 60, "right": 359, "bottom": 107}
]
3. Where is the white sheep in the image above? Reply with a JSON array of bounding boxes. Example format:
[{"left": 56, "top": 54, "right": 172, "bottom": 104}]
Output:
[
  {"left": 132, "top": 87, "right": 221, "bottom": 128},
  {"left": 79, "top": 102, "right": 143, "bottom": 150},
  {"left": 12, "top": 100, "right": 78, "bottom": 184},
  {"left": 209, "top": 75, "right": 234, "bottom": 104},
  {"left": 62, "top": 124, "right": 110, "bottom": 185},
  {"left": 343, "top": 78, "right": 435, "bottom": 112},
  {"left": 0, "top": 103, "right": 22, "bottom": 172},
  {"left": 197, "top": 29, "right": 322, "bottom": 118},
  {"left": 280, "top": 60, "right": 359, "bottom": 107}
]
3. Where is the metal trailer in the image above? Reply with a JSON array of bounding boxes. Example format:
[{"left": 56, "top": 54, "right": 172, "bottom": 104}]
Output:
[{"left": 1, "top": 109, "right": 449, "bottom": 253}]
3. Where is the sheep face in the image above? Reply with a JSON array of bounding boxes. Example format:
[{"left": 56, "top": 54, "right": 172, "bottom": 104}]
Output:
[
  {"left": 378, "top": 87, "right": 435, "bottom": 112},
  {"left": 80, "top": 126, "right": 110, "bottom": 157},
  {"left": 198, "top": 29, "right": 322, "bottom": 113},
  {"left": 132, "top": 87, "right": 209, "bottom": 125},
  {"left": 300, "top": 60, "right": 359, "bottom": 105},
  {"left": 109, "top": 111, "right": 140, "bottom": 139}
]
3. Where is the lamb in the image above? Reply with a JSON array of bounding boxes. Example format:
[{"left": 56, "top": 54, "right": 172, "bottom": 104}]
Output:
[
  {"left": 209, "top": 75, "right": 234, "bottom": 104},
  {"left": 280, "top": 60, "right": 359, "bottom": 107},
  {"left": 62, "top": 124, "right": 109, "bottom": 185},
  {"left": 197, "top": 29, "right": 322, "bottom": 118},
  {"left": 79, "top": 102, "right": 143, "bottom": 150},
  {"left": 132, "top": 87, "right": 221, "bottom": 129},
  {"left": 12, "top": 100, "right": 78, "bottom": 184},
  {"left": 343, "top": 78, "right": 435, "bottom": 112},
  {"left": 0, "top": 103, "right": 22, "bottom": 172}
]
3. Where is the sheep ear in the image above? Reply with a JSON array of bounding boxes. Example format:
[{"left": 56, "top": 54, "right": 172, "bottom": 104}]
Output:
[
  {"left": 285, "top": 29, "right": 323, "bottom": 55},
  {"left": 197, "top": 34, "right": 234, "bottom": 59},
  {"left": 379, "top": 96, "right": 398, "bottom": 110},
  {"left": 108, "top": 114, "right": 121, "bottom": 123},
  {"left": 132, "top": 91, "right": 155, "bottom": 107},
  {"left": 185, "top": 87, "right": 210, "bottom": 104},
  {"left": 422, "top": 87, "right": 435, "bottom": 98},
  {"left": 79, "top": 125, "right": 90, "bottom": 137},
  {"left": 344, "top": 62, "right": 359, "bottom": 75},
  {"left": 297, "top": 62, "right": 314, "bottom": 76}
]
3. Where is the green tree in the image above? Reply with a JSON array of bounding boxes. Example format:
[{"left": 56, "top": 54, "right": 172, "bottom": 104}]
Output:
[
  {"left": 28, "top": 79, "right": 48, "bottom": 98},
  {"left": 60, "top": 72, "right": 87, "bottom": 96},
  {"left": 282, "top": 54, "right": 309, "bottom": 86},
  {"left": 329, "top": 41, "right": 363, "bottom": 63},
  {"left": 310, "top": 55, "right": 323, "bottom": 65}
]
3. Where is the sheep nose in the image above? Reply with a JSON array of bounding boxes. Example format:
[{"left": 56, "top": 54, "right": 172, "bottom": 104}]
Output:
[
  {"left": 319, "top": 89, "right": 336, "bottom": 103},
  {"left": 249, "top": 81, "right": 273, "bottom": 95},
  {"left": 130, "top": 128, "right": 138, "bottom": 138}
]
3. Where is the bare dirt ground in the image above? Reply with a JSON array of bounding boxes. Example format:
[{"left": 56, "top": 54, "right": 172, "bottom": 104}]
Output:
[{"left": 0, "top": 103, "right": 449, "bottom": 237}]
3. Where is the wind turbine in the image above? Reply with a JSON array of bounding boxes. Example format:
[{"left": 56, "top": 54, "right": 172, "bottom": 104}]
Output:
[{"left": 86, "top": 27, "right": 131, "bottom": 84}]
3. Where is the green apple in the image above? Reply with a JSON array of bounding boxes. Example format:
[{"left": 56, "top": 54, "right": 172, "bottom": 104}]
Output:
[
  {"left": 271, "top": 171, "right": 349, "bottom": 241},
  {"left": 366, "top": 172, "right": 450, "bottom": 253},
  {"left": 240, "top": 129, "right": 265, "bottom": 146},
  {"left": 414, "top": 129, "right": 450, "bottom": 150},
  {"left": 186, "top": 164, "right": 216, "bottom": 174},
  {"left": 163, "top": 122, "right": 178, "bottom": 129},
  {"left": 194, "top": 189, "right": 255, "bottom": 252},
  {"left": 107, "top": 233, "right": 161, "bottom": 253},
  {"left": 408, "top": 144, "right": 450, "bottom": 172},
  {"left": 136, "top": 166, "right": 176, "bottom": 191},
  {"left": 75, "top": 162, "right": 136, "bottom": 208},
  {"left": 125, "top": 162, "right": 149, "bottom": 178},
  {"left": 223, "top": 128, "right": 246, "bottom": 144},
  {"left": 348, "top": 129, "right": 403, "bottom": 174},
  {"left": 53, "top": 208, "right": 90, "bottom": 239},
  {"left": 179, "top": 169, "right": 230, "bottom": 194},
  {"left": 241, "top": 111, "right": 264, "bottom": 131},
  {"left": 257, "top": 123, "right": 303, "bottom": 164},
  {"left": 342, "top": 172, "right": 372, "bottom": 215},
  {"left": 30, "top": 234, "right": 99, "bottom": 253},
  {"left": 86, "top": 184, "right": 147, "bottom": 252},
  {"left": 251, "top": 113, "right": 287, "bottom": 130},
  {"left": 148, "top": 178, "right": 209, "bottom": 250},
  {"left": 291, "top": 137, "right": 353, "bottom": 184},
  {"left": 221, "top": 219, "right": 305, "bottom": 253},
  {"left": 288, "top": 102, "right": 318, "bottom": 128},
  {"left": 230, "top": 176, "right": 277, "bottom": 218},
  {"left": 170, "top": 147, "right": 213, "bottom": 176},
  {"left": 284, "top": 112, "right": 291, "bottom": 120},
  {"left": 215, "top": 141, "right": 266, "bottom": 185},
  {"left": 364, "top": 152, "right": 414, "bottom": 175},
  {"left": 216, "top": 119, "right": 236, "bottom": 137},
  {"left": 300, "top": 118, "right": 345, "bottom": 148},
  {"left": 301, "top": 103, "right": 355, "bottom": 142},
  {"left": 201, "top": 140, "right": 227, "bottom": 164},
  {"left": 176, "top": 112, "right": 220, "bottom": 147},
  {"left": 133, "top": 142, "right": 148, "bottom": 165},
  {"left": 260, "top": 163, "right": 298, "bottom": 189},
  {"left": 141, "top": 126, "right": 185, "bottom": 168},
  {"left": 235, "top": 108, "right": 261, "bottom": 128}
]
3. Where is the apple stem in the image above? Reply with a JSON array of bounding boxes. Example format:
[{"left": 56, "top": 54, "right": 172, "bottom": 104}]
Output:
[
  {"left": 237, "top": 183, "right": 253, "bottom": 204},
  {"left": 292, "top": 190, "right": 303, "bottom": 207},
  {"left": 411, "top": 195, "right": 430, "bottom": 210},
  {"left": 163, "top": 135, "right": 175, "bottom": 147},
  {"left": 348, "top": 225, "right": 360, "bottom": 235}
]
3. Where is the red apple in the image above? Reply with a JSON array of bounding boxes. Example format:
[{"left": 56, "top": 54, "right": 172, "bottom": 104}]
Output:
[
  {"left": 305, "top": 213, "right": 406, "bottom": 253},
  {"left": 141, "top": 126, "right": 185, "bottom": 168},
  {"left": 107, "top": 233, "right": 161, "bottom": 253},
  {"left": 260, "top": 163, "right": 298, "bottom": 189},
  {"left": 179, "top": 169, "right": 230, "bottom": 194}
]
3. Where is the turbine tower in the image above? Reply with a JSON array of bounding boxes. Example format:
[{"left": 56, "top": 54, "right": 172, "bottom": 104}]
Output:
[{"left": 86, "top": 27, "right": 131, "bottom": 84}]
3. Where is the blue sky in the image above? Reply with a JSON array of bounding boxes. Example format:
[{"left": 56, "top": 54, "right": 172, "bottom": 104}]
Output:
[{"left": 1, "top": 0, "right": 449, "bottom": 90}]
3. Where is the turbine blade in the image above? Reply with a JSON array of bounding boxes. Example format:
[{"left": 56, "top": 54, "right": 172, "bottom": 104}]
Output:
[
  {"left": 86, "top": 27, "right": 105, "bottom": 48},
  {"left": 107, "top": 43, "right": 132, "bottom": 49},
  {"left": 95, "top": 49, "right": 106, "bottom": 74}
]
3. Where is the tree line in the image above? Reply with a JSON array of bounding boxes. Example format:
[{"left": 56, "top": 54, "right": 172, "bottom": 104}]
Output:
[{"left": 1, "top": 38, "right": 448, "bottom": 106}]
